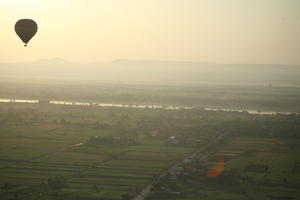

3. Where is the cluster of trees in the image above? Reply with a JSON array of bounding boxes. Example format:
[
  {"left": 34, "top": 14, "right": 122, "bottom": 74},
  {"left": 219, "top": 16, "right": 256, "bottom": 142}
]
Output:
[
  {"left": 47, "top": 176, "right": 68, "bottom": 190},
  {"left": 0, "top": 106, "right": 45, "bottom": 125},
  {"left": 1, "top": 176, "right": 70, "bottom": 200}
]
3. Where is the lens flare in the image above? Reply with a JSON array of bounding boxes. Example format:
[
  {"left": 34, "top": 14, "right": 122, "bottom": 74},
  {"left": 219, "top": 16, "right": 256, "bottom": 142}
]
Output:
[{"left": 207, "top": 160, "right": 225, "bottom": 178}]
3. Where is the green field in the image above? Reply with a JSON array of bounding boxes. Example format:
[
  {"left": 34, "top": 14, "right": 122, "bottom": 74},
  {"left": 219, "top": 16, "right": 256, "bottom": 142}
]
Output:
[
  {"left": 148, "top": 129, "right": 300, "bottom": 200},
  {"left": 1, "top": 102, "right": 299, "bottom": 200},
  {"left": 0, "top": 103, "right": 201, "bottom": 200}
]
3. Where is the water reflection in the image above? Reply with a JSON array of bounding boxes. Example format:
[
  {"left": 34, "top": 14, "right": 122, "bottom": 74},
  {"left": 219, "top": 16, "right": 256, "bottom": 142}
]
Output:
[{"left": 0, "top": 98, "right": 297, "bottom": 115}]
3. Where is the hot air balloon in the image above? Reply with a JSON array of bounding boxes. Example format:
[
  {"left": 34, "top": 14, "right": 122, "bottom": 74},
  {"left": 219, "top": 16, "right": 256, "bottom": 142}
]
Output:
[{"left": 15, "top": 19, "right": 38, "bottom": 47}]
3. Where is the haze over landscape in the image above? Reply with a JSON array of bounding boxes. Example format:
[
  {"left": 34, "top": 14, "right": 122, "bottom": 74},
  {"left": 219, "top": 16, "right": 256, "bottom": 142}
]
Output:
[
  {"left": 1, "top": 58, "right": 300, "bottom": 86},
  {"left": 1, "top": 1, "right": 300, "bottom": 200}
]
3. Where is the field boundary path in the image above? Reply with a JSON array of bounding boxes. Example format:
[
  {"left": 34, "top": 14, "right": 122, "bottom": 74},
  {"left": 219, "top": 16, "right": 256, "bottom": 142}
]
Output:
[{"left": 133, "top": 132, "right": 228, "bottom": 200}]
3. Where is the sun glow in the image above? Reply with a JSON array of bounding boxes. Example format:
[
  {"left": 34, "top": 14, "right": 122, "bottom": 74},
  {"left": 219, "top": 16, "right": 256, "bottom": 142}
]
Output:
[
  {"left": 1, "top": 0, "right": 41, "bottom": 6},
  {"left": 0, "top": 0, "right": 49, "bottom": 17},
  {"left": 1, "top": 0, "right": 300, "bottom": 64}
]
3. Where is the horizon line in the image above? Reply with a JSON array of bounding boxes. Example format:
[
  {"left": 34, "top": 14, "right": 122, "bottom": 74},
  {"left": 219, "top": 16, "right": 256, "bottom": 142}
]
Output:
[{"left": 1, "top": 58, "right": 300, "bottom": 66}]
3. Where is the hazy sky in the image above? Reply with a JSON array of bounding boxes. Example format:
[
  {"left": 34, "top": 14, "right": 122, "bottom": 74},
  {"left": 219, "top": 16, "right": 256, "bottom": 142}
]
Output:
[{"left": 1, "top": 0, "right": 300, "bottom": 64}]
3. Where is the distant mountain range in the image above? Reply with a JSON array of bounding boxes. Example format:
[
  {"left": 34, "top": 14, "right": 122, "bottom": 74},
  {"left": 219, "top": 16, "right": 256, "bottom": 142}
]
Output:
[{"left": 1, "top": 58, "right": 300, "bottom": 86}]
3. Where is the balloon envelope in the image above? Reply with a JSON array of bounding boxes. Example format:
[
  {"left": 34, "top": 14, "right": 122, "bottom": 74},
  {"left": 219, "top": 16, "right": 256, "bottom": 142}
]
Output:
[{"left": 15, "top": 19, "right": 38, "bottom": 46}]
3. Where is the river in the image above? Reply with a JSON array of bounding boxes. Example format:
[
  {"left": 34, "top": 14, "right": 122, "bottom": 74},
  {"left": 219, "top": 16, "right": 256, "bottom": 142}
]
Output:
[{"left": 0, "top": 98, "right": 298, "bottom": 115}]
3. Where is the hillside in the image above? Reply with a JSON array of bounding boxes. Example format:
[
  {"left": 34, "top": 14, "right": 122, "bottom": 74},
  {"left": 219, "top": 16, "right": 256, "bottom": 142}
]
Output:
[{"left": 1, "top": 59, "right": 299, "bottom": 86}]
